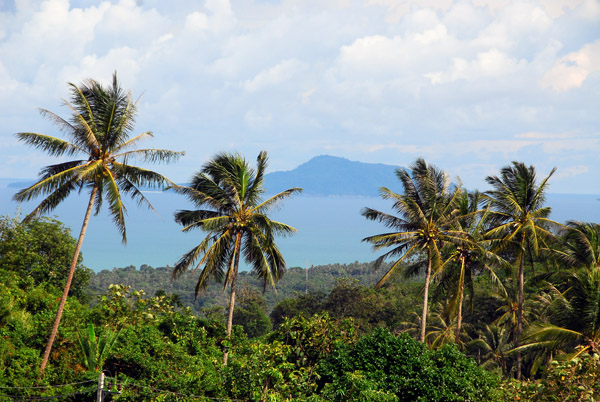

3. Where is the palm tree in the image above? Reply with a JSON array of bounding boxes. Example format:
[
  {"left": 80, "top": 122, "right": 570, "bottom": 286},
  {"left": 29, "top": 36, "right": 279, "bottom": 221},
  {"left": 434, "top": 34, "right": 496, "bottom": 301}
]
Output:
[
  {"left": 516, "top": 223, "right": 600, "bottom": 363},
  {"left": 550, "top": 221, "right": 600, "bottom": 270},
  {"left": 425, "top": 301, "right": 461, "bottom": 348},
  {"left": 517, "top": 266, "right": 600, "bottom": 361},
  {"left": 468, "top": 324, "right": 513, "bottom": 377},
  {"left": 483, "top": 161, "right": 558, "bottom": 379},
  {"left": 362, "top": 158, "right": 462, "bottom": 342},
  {"left": 435, "top": 190, "right": 507, "bottom": 342},
  {"left": 14, "top": 72, "right": 183, "bottom": 374},
  {"left": 171, "top": 150, "right": 301, "bottom": 364}
]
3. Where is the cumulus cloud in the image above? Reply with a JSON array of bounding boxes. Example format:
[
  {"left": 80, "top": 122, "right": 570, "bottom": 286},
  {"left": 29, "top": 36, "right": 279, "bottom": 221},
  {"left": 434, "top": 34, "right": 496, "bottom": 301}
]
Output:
[
  {"left": 426, "top": 48, "right": 525, "bottom": 83},
  {"left": 0, "top": 0, "right": 599, "bottom": 193},
  {"left": 554, "top": 165, "right": 589, "bottom": 180},
  {"left": 541, "top": 39, "right": 600, "bottom": 92},
  {"left": 244, "top": 59, "right": 306, "bottom": 92}
]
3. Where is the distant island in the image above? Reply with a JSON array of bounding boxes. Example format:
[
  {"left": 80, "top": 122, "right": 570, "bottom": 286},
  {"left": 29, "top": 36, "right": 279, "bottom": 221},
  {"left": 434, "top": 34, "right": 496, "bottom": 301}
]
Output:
[{"left": 264, "top": 155, "right": 402, "bottom": 197}]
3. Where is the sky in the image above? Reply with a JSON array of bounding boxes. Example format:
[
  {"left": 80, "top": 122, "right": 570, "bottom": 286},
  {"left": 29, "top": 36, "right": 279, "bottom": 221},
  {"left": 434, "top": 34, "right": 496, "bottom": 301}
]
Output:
[{"left": 1, "top": 0, "right": 599, "bottom": 194}]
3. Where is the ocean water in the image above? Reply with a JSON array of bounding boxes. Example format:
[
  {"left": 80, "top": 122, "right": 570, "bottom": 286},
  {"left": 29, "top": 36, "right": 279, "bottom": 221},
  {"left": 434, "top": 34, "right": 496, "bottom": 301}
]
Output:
[{"left": 1, "top": 179, "right": 599, "bottom": 272}]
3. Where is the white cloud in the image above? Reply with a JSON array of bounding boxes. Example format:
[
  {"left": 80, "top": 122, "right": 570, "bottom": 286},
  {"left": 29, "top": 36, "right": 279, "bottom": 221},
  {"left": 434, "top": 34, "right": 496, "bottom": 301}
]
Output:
[
  {"left": 243, "top": 59, "right": 306, "bottom": 92},
  {"left": 185, "top": 11, "right": 208, "bottom": 31},
  {"left": 539, "top": 0, "right": 582, "bottom": 18},
  {"left": 205, "top": 0, "right": 236, "bottom": 34},
  {"left": 427, "top": 48, "right": 525, "bottom": 83},
  {"left": 541, "top": 139, "right": 600, "bottom": 154},
  {"left": 244, "top": 109, "right": 272, "bottom": 128},
  {"left": 0, "top": 0, "right": 599, "bottom": 193},
  {"left": 301, "top": 88, "right": 316, "bottom": 104},
  {"left": 576, "top": 0, "right": 600, "bottom": 20},
  {"left": 541, "top": 39, "right": 600, "bottom": 92},
  {"left": 554, "top": 165, "right": 589, "bottom": 180},
  {"left": 515, "top": 131, "right": 575, "bottom": 139},
  {"left": 366, "top": 0, "right": 453, "bottom": 23}
]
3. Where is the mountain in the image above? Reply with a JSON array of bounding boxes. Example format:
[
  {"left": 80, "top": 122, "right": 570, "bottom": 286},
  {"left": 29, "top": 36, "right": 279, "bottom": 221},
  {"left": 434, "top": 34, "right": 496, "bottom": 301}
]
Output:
[{"left": 264, "top": 155, "right": 402, "bottom": 197}]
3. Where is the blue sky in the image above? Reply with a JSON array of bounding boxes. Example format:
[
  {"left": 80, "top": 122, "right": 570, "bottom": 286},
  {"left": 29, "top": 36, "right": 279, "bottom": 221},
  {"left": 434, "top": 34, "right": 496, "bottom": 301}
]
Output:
[{"left": 1, "top": 0, "right": 599, "bottom": 194}]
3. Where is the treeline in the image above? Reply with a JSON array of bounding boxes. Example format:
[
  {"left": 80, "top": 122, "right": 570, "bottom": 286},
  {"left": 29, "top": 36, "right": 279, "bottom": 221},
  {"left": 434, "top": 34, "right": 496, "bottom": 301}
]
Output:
[
  {"left": 0, "top": 215, "right": 489, "bottom": 400},
  {"left": 87, "top": 261, "right": 391, "bottom": 314},
  {"left": 2, "top": 213, "right": 600, "bottom": 400}
]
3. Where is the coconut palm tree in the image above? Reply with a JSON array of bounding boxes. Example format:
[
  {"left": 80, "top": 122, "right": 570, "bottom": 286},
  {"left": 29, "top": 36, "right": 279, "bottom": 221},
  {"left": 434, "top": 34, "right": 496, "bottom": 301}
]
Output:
[
  {"left": 171, "top": 150, "right": 301, "bottom": 364},
  {"left": 14, "top": 72, "right": 183, "bottom": 374},
  {"left": 468, "top": 324, "right": 513, "bottom": 377},
  {"left": 550, "top": 221, "right": 600, "bottom": 270},
  {"left": 516, "top": 266, "right": 600, "bottom": 362},
  {"left": 483, "top": 161, "right": 558, "bottom": 379},
  {"left": 362, "top": 158, "right": 463, "bottom": 342},
  {"left": 435, "top": 190, "right": 507, "bottom": 342},
  {"left": 515, "top": 223, "right": 600, "bottom": 365}
]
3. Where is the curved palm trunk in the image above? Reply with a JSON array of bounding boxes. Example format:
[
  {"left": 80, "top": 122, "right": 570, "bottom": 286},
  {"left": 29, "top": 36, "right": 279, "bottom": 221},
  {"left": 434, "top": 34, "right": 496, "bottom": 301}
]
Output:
[
  {"left": 455, "top": 258, "right": 466, "bottom": 343},
  {"left": 516, "top": 236, "right": 525, "bottom": 380},
  {"left": 223, "top": 232, "right": 242, "bottom": 366},
  {"left": 420, "top": 249, "right": 432, "bottom": 343},
  {"left": 40, "top": 185, "right": 98, "bottom": 375}
]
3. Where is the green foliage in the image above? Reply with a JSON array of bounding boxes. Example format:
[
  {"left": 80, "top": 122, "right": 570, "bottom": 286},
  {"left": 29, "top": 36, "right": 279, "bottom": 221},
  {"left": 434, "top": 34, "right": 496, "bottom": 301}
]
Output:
[
  {"left": 77, "top": 322, "right": 119, "bottom": 372},
  {"left": 318, "top": 371, "right": 399, "bottom": 401},
  {"left": 270, "top": 313, "right": 358, "bottom": 369},
  {"left": 498, "top": 354, "right": 600, "bottom": 401},
  {"left": 0, "top": 214, "right": 91, "bottom": 300},
  {"left": 107, "top": 321, "right": 224, "bottom": 401},
  {"left": 270, "top": 291, "right": 325, "bottom": 328},
  {"left": 226, "top": 313, "right": 357, "bottom": 401},
  {"left": 318, "top": 328, "right": 499, "bottom": 402},
  {"left": 88, "top": 261, "right": 393, "bottom": 317},
  {"left": 226, "top": 340, "right": 317, "bottom": 401},
  {"left": 233, "top": 287, "right": 272, "bottom": 338}
]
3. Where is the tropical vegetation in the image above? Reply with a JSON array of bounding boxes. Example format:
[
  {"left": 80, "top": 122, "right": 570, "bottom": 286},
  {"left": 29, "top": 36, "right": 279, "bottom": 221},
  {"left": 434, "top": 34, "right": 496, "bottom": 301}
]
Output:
[{"left": 5, "top": 72, "right": 600, "bottom": 400}]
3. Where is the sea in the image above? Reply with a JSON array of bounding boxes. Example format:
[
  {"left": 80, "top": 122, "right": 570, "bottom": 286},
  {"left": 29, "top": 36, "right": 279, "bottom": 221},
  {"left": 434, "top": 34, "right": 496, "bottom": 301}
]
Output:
[{"left": 1, "top": 178, "right": 599, "bottom": 272}]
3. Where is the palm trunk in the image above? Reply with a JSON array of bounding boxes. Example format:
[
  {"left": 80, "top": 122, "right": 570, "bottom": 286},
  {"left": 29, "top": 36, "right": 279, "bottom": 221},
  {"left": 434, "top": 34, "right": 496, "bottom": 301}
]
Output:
[
  {"left": 420, "top": 248, "right": 432, "bottom": 343},
  {"left": 223, "top": 232, "right": 242, "bottom": 365},
  {"left": 527, "top": 239, "right": 535, "bottom": 275},
  {"left": 40, "top": 185, "right": 98, "bottom": 375},
  {"left": 455, "top": 258, "right": 466, "bottom": 343},
  {"left": 516, "top": 237, "right": 525, "bottom": 380}
]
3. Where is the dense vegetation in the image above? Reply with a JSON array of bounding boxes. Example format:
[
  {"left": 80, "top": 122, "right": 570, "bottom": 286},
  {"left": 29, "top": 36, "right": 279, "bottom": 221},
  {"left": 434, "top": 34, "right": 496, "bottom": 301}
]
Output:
[
  {"left": 5, "top": 74, "right": 600, "bottom": 401},
  {"left": 3, "top": 207, "right": 600, "bottom": 400}
]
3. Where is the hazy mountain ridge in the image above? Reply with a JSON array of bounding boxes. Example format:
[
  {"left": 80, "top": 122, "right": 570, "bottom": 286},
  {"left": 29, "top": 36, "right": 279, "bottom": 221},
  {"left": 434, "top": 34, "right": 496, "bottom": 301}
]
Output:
[{"left": 264, "top": 155, "right": 402, "bottom": 197}]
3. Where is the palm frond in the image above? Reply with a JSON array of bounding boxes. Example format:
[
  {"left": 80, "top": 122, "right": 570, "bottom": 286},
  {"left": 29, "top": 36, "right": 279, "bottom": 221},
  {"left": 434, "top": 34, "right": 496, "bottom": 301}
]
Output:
[
  {"left": 13, "top": 162, "right": 84, "bottom": 203},
  {"left": 254, "top": 187, "right": 303, "bottom": 212},
  {"left": 16, "top": 132, "right": 84, "bottom": 157},
  {"left": 115, "top": 148, "right": 185, "bottom": 164},
  {"left": 103, "top": 169, "right": 127, "bottom": 243}
]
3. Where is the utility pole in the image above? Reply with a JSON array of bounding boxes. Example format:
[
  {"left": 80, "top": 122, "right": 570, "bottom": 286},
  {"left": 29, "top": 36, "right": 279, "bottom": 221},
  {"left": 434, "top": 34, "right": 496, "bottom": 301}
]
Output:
[
  {"left": 305, "top": 259, "right": 309, "bottom": 295},
  {"left": 96, "top": 372, "right": 105, "bottom": 402}
]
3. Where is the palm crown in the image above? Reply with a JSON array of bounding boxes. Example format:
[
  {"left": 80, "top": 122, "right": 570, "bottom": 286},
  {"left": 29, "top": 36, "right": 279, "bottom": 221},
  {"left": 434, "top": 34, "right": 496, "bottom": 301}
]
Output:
[
  {"left": 172, "top": 151, "right": 302, "bottom": 294},
  {"left": 14, "top": 72, "right": 183, "bottom": 242}
]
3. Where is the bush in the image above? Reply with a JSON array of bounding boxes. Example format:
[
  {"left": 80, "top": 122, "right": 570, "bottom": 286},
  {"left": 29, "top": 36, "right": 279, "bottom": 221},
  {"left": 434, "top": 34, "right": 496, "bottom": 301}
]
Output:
[
  {"left": 498, "top": 354, "right": 600, "bottom": 401},
  {"left": 317, "top": 328, "right": 499, "bottom": 402}
]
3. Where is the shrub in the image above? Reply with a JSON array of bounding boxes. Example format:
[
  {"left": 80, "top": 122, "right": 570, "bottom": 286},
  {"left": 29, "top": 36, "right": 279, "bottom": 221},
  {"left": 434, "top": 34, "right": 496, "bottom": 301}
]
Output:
[{"left": 317, "top": 328, "right": 499, "bottom": 402}]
